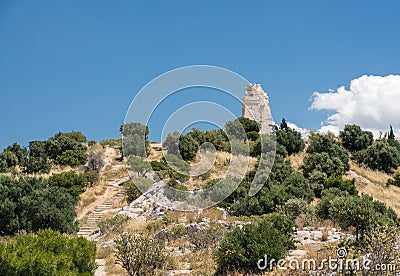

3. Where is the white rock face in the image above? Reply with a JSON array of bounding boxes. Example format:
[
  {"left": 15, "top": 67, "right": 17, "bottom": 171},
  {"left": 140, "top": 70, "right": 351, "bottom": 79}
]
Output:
[{"left": 242, "top": 84, "right": 273, "bottom": 134}]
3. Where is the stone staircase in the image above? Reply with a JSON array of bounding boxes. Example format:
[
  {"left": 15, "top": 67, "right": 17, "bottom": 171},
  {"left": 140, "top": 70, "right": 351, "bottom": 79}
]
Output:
[{"left": 77, "top": 180, "right": 127, "bottom": 238}]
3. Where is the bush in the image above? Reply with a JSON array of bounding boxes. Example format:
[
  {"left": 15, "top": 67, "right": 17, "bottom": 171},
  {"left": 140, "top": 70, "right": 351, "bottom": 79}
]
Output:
[
  {"left": 83, "top": 169, "right": 100, "bottom": 186},
  {"left": 55, "top": 149, "right": 87, "bottom": 166},
  {"left": 329, "top": 194, "right": 398, "bottom": 242},
  {"left": 23, "top": 156, "right": 51, "bottom": 174},
  {"left": 187, "top": 225, "right": 224, "bottom": 250},
  {"left": 302, "top": 133, "right": 349, "bottom": 177},
  {"left": 284, "top": 198, "right": 315, "bottom": 221},
  {"left": 115, "top": 232, "right": 167, "bottom": 276},
  {"left": 63, "top": 131, "right": 87, "bottom": 143},
  {"left": 99, "top": 138, "right": 122, "bottom": 147},
  {"left": 214, "top": 216, "right": 295, "bottom": 273},
  {"left": 99, "top": 214, "right": 129, "bottom": 236},
  {"left": 123, "top": 178, "right": 152, "bottom": 203},
  {"left": 339, "top": 124, "right": 373, "bottom": 152},
  {"left": 0, "top": 229, "right": 97, "bottom": 275},
  {"left": 275, "top": 118, "right": 305, "bottom": 155},
  {"left": 352, "top": 141, "right": 400, "bottom": 173},
  {"left": 48, "top": 171, "right": 87, "bottom": 198},
  {"left": 179, "top": 134, "right": 199, "bottom": 161},
  {"left": 387, "top": 172, "right": 400, "bottom": 187},
  {"left": 324, "top": 176, "right": 357, "bottom": 195},
  {"left": 0, "top": 176, "right": 78, "bottom": 235}
]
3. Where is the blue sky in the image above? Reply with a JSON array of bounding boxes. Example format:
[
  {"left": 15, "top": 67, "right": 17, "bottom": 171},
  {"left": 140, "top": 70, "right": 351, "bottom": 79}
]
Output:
[{"left": 1, "top": 1, "right": 400, "bottom": 148}]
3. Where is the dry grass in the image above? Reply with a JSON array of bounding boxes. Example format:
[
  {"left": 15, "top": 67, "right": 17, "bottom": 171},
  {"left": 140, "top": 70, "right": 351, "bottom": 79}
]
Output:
[
  {"left": 76, "top": 178, "right": 107, "bottom": 213},
  {"left": 350, "top": 160, "right": 391, "bottom": 185},
  {"left": 287, "top": 150, "right": 306, "bottom": 172}
]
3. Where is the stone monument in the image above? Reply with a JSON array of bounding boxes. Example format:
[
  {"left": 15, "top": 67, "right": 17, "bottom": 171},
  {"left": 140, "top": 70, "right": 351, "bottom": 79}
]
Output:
[{"left": 242, "top": 84, "right": 273, "bottom": 134}]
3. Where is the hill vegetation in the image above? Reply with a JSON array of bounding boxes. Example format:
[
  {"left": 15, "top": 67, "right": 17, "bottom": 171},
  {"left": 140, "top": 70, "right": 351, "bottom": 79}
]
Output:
[{"left": 1, "top": 120, "right": 400, "bottom": 275}]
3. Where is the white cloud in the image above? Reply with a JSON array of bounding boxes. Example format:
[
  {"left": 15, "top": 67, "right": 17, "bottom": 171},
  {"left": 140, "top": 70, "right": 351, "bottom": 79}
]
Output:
[
  {"left": 310, "top": 75, "right": 400, "bottom": 137},
  {"left": 287, "top": 122, "right": 311, "bottom": 140}
]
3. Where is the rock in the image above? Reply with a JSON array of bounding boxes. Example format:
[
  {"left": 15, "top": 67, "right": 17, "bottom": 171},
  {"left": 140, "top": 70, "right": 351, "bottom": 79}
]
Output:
[
  {"left": 101, "top": 239, "right": 115, "bottom": 248},
  {"left": 154, "top": 229, "right": 169, "bottom": 241},
  {"left": 288, "top": 250, "right": 308, "bottom": 259}
]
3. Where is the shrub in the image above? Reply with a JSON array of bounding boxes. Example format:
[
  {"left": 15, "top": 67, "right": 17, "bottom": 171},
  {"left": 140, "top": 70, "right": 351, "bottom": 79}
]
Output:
[
  {"left": 86, "top": 145, "right": 105, "bottom": 173},
  {"left": 303, "top": 133, "right": 350, "bottom": 176},
  {"left": 387, "top": 172, "right": 400, "bottom": 187},
  {"left": 123, "top": 178, "right": 152, "bottom": 203},
  {"left": 0, "top": 229, "right": 97, "bottom": 275},
  {"left": 339, "top": 124, "right": 373, "bottom": 152},
  {"left": 275, "top": 118, "right": 305, "bottom": 155},
  {"left": 99, "top": 214, "right": 130, "bottom": 236},
  {"left": 329, "top": 194, "right": 399, "bottom": 242},
  {"left": 115, "top": 232, "right": 167, "bottom": 276},
  {"left": 63, "top": 131, "right": 87, "bottom": 143},
  {"left": 352, "top": 141, "right": 400, "bottom": 173},
  {"left": 23, "top": 156, "right": 51, "bottom": 174},
  {"left": 187, "top": 225, "right": 224, "bottom": 250},
  {"left": 214, "top": 216, "right": 295, "bottom": 273},
  {"left": 0, "top": 176, "right": 78, "bottom": 235},
  {"left": 179, "top": 134, "right": 199, "bottom": 161},
  {"left": 284, "top": 198, "right": 315, "bottom": 220},
  {"left": 324, "top": 176, "right": 357, "bottom": 195},
  {"left": 84, "top": 169, "right": 100, "bottom": 186},
  {"left": 99, "top": 138, "right": 122, "bottom": 147},
  {"left": 55, "top": 149, "right": 87, "bottom": 166},
  {"left": 48, "top": 171, "right": 87, "bottom": 198}
]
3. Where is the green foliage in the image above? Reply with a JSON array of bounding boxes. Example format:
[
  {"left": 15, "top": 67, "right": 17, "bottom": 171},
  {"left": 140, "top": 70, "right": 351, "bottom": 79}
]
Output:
[
  {"left": 230, "top": 139, "right": 250, "bottom": 156},
  {"left": 284, "top": 198, "right": 315, "bottom": 220},
  {"left": 48, "top": 171, "right": 87, "bottom": 198},
  {"left": 0, "top": 151, "right": 18, "bottom": 172},
  {"left": 120, "top": 122, "right": 149, "bottom": 158},
  {"left": 150, "top": 160, "right": 169, "bottom": 171},
  {"left": 316, "top": 188, "right": 349, "bottom": 219},
  {"left": 127, "top": 156, "right": 151, "bottom": 177},
  {"left": 227, "top": 155, "right": 314, "bottom": 216},
  {"left": 302, "top": 152, "right": 347, "bottom": 178},
  {"left": 44, "top": 132, "right": 87, "bottom": 161},
  {"left": 225, "top": 119, "right": 247, "bottom": 140},
  {"left": 237, "top": 117, "right": 260, "bottom": 133},
  {"left": 352, "top": 140, "right": 400, "bottom": 173},
  {"left": 123, "top": 178, "right": 150, "bottom": 203},
  {"left": 4, "top": 142, "right": 28, "bottom": 164},
  {"left": 0, "top": 229, "right": 97, "bottom": 275},
  {"left": 87, "top": 140, "right": 97, "bottom": 146},
  {"left": 302, "top": 133, "right": 350, "bottom": 178},
  {"left": 163, "top": 131, "right": 180, "bottom": 156},
  {"left": 56, "top": 149, "right": 87, "bottom": 166},
  {"left": 28, "top": 140, "right": 46, "bottom": 157},
  {"left": 99, "top": 214, "right": 130, "bottom": 236},
  {"left": 163, "top": 154, "right": 190, "bottom": 175},
  {"left": 339, "top": 124, "right": 373, "bottom": 152},
  {"left": 99, "top": 138, "right": 122, "bottom": 147},
  {"left": 83, "top": 169, "right": 100, "bottom": 186},
  {"left": 329, "top": 194, "right": 399, "bottom": 241},
  {"left": 115, "top": 232, "right": 167, "bottom": 276},
  {"left": 23, "top": 156, "right": 51, "bottom": 174},
  {"left": 0, "top": 175, "right": 78, "bottom": 235},
  {"left": 179, "top": 134, "right": 199, "bottom": 161},
  {"left": 63, "top": 131, "right": 87, "bottom": 143},
  {"left": 387, "top": 172, "right": 400, "bottom": 187},
  {"left": 275, "top": 118, "right": 305, "bottom": 155},
  {"left": 324, "top": 176, "right": 357, "bottom": 195},
  {"left": 214, "top": 215, "right": 294, "bottom": 273},
  {"left": 187, "top": 225, "right": 224, "bottom": 250}
]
